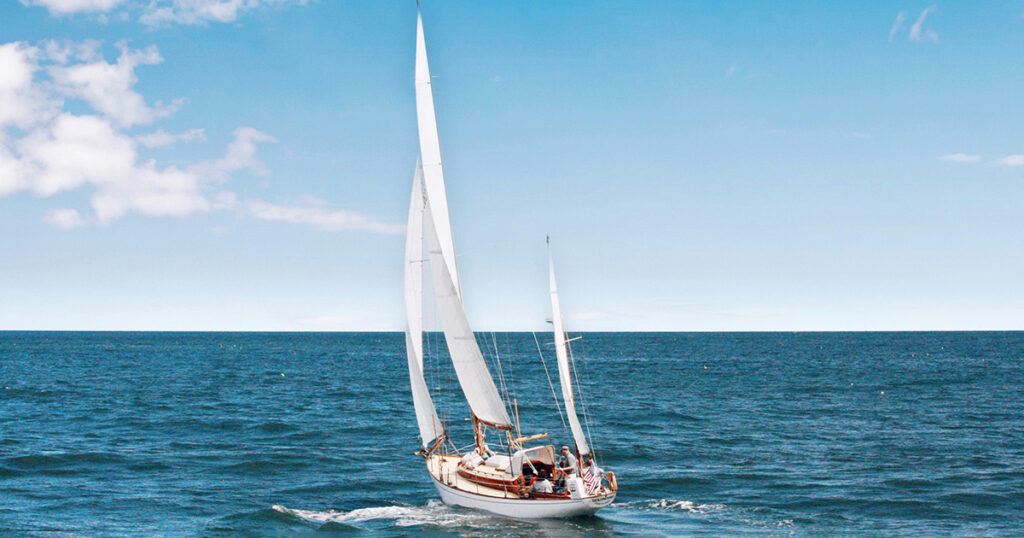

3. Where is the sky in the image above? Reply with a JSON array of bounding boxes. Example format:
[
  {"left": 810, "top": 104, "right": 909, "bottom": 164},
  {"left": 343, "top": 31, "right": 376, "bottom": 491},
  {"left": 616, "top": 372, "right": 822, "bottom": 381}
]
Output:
[{"left": 1, "top": 0, "right": 1022, "bottom": 331}]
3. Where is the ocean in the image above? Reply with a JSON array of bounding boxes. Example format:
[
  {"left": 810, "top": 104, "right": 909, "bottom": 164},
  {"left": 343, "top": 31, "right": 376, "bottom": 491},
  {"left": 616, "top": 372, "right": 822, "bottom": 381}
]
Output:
[{"left": 1, "top": 331, "right": 1021, "bottom": 536}]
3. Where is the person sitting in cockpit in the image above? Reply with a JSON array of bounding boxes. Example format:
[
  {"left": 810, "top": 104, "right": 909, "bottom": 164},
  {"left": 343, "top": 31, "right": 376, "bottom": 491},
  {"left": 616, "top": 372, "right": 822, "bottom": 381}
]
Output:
[{"left": 529, "top": 469, "right": 553, "bottom": 494}]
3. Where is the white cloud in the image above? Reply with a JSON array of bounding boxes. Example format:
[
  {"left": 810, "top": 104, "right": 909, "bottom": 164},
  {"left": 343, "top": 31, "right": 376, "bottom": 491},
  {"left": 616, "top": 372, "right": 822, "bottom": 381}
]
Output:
[
  {"left": 0, "top": 42, "right": 62, "bottom": 130},
  {"left": 0, "top": 41, "right": 245, "bottom": 227},
  {"left": 40, "top": 39, "right": 103, "bottom": 64},
  {"left": 44, "top": 208, "right": 88, "bottom": 229},
  {"left": 996, "top": 154, "right": 1024, "bottom": 166},
  {"left": 0, "top": 137, "right": 31, "bottom": 195},
  {"left": 939, "top": 153, "right": 981, "bottom": 164},
  {"left": 725, "top": 65, "right": 738, "bottom": 77},
  {"left": 889, "top": 11, "right": 908, "bottom": 41},
  {"left": 48, "top": 43, "right": 180, "bottom": 128},
  {"left": 6, "top": 112, "right": 239, "bottom": 224},
  {"left": 2, "top": 39, "right": 394, "bottom": 235},
  {"left": 245, "top": 199, "right": 404, "bottom": 234},
  {"left": 21, "top": 0, "right": 307, "bottom": 25},
  {"left": 136, "top": 128, "right": 206, "bottom": 148},
  {"left": 214, "top": 127, "right": 276, "bottom": 174},
  {"left": 909, "top": 5, "right": 939, "bottom": 44},
  {"left": 139, "top": 0, "right": 307, "bottom": 26},
  {"left": 21, "top": 0, "right": 125, "bottom": 15},
  {"left": 18, "top": 113, "right": 136, "bottom": 197}
]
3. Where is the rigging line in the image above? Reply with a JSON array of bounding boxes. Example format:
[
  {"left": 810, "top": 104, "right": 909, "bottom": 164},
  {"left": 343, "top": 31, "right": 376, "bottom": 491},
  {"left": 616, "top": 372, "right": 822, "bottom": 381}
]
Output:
[
  {"left": 487, "top": 332, "right": 511, "bottom": 419},
  {"left": 490, "top": 331, "right": 513, "bottom": 419},
  {"left": 568, "top": 336, "right": 598, "bottom": 458},
  {"left": 504, "top": 332, "right": 518, "bottom": 418},
  {"left": 533, "top": 330, "right": 569, "bottom": 438}
]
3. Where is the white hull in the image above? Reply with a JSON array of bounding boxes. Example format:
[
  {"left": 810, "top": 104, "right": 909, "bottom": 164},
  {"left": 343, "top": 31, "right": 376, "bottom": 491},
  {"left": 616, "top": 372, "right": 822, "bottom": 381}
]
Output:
[{"left": 430, "top": 474, "right": 615, "bottom": 519}]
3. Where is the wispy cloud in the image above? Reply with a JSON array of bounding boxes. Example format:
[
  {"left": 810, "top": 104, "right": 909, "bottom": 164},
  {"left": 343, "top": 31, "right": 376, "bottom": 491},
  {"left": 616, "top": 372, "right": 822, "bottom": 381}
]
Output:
[
  {"left": 996, "top": 154, "right": 1024, "bottom": 166},
  {"left": 44, "top": 208, "right": 88, "bottom": 230},
  {"left": 20, "top": 0, "right": 308, "bottom": 26},
  {"left": 20, "top": 0, "right": 125, "bottom": 15},
  {"left": 939, "top": 153, "right": 981, "bottom": 164},
  {"left": 725, "top": 65, "right": 738, "bottom": 77},
  {"left": 136, "top": 128, "right": 205, "bottom": 149},
  {"left": 244, "top": 199, "right": 404, "bottom": 234},
  {"left": 909, "top": 5, "right": 939, "bottom": 43},
  {"left": 889, "top": 10, "right": 908, "bottom": 41}
]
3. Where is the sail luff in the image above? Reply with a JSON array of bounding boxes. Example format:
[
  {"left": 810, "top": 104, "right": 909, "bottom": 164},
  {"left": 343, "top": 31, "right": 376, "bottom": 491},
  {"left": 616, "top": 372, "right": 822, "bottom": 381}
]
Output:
[
  {"left": 549, "top": 249, "right": 591, "bottom": 456},
  {"left": 415, "top": 11, "right": 461, "bottom": 300},
  {"left": 424, "top": 197, "right": 512, "bottom": 428},
  {"left": 405, "top": 159, "right": 443, "bottom": 448}
]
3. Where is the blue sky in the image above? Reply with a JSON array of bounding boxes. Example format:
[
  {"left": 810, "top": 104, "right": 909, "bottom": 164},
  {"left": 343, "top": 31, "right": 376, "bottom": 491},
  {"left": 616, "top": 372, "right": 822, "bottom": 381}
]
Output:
[{"left": 1, "top": 1, "right": 1022, "bottom": 331}]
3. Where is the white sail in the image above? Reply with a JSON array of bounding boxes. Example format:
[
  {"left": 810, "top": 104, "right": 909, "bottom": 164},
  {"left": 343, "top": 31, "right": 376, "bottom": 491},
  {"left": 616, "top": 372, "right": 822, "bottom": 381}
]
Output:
[
  {"left": 405, "top": 159, "right": 443, "bottom": 447},
  {"left": 424, "top": 198, "right": 512, "bottom": 428},
  {"left": 416, "top": 11, "right": 461, "bottom": 299},
  {"left": 549, "top": 249, "right": 591, "bottom": 456}
]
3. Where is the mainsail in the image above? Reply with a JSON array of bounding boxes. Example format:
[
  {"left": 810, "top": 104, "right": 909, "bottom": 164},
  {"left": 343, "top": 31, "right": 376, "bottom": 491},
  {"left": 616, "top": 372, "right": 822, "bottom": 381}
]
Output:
[
  {"left": 416, "top": 11, "right": 460, "bottom": 299},
  {"left": 548, "top": 247, "right": 591, "bottom": 456},
  {"left": 423, "top": 199, "right": 513, "bottom": 428},
  {"left": 405, "top": 159, "right": 443, "bottom": 447}
]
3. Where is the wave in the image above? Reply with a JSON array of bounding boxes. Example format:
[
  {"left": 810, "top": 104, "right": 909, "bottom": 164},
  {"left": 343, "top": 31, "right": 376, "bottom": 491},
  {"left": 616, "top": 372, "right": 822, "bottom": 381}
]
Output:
[
  {"left": 271, "top": 500, "right": 490, "bottom": 528},
  {"left": 629, "top": 498, "right": 726, "bottom": 514}
]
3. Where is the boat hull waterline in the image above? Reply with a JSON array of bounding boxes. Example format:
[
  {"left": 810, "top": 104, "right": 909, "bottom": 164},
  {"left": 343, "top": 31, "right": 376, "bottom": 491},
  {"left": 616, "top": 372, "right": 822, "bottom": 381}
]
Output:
[
  {"left": 430, "top": 476, "right": 615, "bottom": 519},
  {"left": 424, "top": 454, "right": 615, "bottom": 518}
]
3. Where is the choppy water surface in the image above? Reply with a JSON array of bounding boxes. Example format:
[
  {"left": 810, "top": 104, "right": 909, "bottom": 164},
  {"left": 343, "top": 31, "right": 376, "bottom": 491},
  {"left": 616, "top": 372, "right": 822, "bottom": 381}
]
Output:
[{"left": 1, "top": 331, "right": 1022, "bottom": 536}]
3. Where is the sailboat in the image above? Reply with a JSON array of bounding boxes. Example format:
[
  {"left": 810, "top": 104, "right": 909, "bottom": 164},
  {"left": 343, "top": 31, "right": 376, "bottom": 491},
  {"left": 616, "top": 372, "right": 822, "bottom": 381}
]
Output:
[{"left": 403, "top": 9, "right": 617, "bottom": 519}]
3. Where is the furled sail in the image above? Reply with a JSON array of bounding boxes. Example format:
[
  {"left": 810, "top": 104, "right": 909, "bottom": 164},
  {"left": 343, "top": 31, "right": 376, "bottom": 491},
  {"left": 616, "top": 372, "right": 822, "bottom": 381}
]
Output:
[
  {"left": 405, "top": 159, "right": 443, "bottom": 447},
  {"left": 549, "top": 246, "right": 591, "bottom": 456},
  {"left": 415, "top": 11, "right": 461, "bottom": 299},
  {"left": 423, "top": 198, "right": 512, "bottom": 428}
]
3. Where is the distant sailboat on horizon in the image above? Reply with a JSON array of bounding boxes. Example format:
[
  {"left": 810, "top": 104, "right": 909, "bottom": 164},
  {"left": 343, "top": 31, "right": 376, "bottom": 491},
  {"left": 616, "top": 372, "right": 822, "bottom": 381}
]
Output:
[{"left": 403, "top": 8, "right": 617, "bottom": 518}]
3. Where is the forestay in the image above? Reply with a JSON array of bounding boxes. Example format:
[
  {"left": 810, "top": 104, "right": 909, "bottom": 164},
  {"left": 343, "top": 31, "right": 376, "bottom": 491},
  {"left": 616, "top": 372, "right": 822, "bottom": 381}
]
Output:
[
  {"left": 423, "top": 199, "right": 512, "bottom": 428},
  {"left": 404, "top": 160, "right": 443, "bottom": 447},
  {"left": 549, "top": 251, "right": 591, "bottom": 456}
]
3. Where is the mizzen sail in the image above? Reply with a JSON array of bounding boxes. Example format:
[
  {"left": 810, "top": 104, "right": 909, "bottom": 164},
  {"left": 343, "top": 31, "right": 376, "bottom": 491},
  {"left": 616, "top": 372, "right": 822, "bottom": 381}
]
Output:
[{"left": 549, "top": 246, "right": 591, "bottom": 456}]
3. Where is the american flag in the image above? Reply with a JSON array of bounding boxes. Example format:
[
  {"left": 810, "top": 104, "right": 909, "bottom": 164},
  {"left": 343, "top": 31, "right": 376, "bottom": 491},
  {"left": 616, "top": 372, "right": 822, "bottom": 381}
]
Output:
[{"left": 582, "top": 465, "right": 600, "bottom": 494}]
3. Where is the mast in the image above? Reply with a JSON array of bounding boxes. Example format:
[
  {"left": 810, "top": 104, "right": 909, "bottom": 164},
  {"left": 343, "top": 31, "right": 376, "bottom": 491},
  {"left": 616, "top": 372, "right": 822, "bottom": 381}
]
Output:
[
  {"left": 405, "top": 158, "right": 443, "bottom": 449},
  {"left": 548, "top": 238, "right": 591, "bottom": 457}
]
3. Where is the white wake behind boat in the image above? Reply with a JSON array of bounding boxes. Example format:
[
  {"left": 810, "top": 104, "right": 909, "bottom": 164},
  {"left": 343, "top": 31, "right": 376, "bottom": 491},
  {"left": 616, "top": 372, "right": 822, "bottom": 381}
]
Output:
[{"left": 403, "top": 9, "right": 617, "bottom": 519}]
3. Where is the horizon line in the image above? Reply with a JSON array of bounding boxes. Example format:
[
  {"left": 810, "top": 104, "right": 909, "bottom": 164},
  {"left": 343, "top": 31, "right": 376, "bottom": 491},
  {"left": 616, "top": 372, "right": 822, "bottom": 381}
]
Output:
[{"left": 2, "top": 329, "right": 1022, "bottom": 334}]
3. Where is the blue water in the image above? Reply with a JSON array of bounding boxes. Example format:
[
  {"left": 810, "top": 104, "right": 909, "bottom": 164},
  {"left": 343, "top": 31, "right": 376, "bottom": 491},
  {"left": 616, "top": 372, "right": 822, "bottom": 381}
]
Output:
[{"left": 1, "top": 331, "right": 1022, "bottom": 536}]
